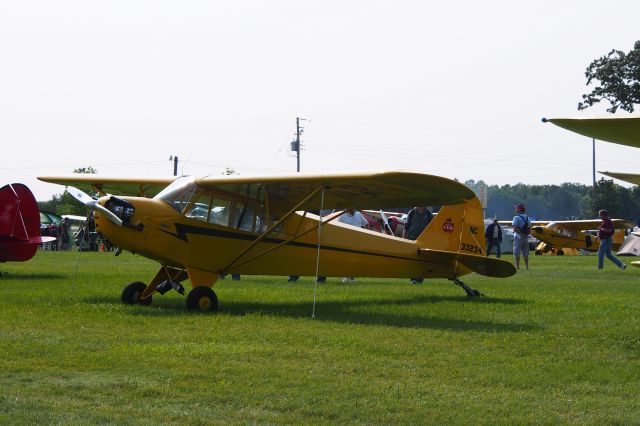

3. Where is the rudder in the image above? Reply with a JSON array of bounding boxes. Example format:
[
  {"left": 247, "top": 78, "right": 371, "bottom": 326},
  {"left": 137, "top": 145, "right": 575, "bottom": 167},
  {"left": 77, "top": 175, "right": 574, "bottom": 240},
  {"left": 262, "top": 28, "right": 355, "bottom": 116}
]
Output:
[{"left": 415, "top": 197, "right": 486, "bottom": 256}]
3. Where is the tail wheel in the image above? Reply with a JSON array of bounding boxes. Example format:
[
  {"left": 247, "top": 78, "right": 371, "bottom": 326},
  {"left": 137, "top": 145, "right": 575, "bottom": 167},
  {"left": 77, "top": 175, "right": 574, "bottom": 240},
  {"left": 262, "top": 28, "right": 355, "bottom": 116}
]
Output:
[
  {"left": 186, "top": 286, "right": 219, "bottom": 312},
  {"left": 122, "top": 281, "right": 152, "bottom": 306}
]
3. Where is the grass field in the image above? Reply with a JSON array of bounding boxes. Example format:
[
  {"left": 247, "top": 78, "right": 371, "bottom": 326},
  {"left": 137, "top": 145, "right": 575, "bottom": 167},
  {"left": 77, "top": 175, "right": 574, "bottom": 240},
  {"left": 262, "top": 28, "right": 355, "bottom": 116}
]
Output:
[{"left": 1, "top": 251, "right": 640, "bottom": 424}]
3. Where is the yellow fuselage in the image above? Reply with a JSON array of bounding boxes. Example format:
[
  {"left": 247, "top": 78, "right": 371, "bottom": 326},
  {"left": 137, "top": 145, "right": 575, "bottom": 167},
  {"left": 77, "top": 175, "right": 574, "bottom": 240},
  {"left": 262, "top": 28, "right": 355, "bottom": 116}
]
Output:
[{"left": 95, "top": 198, "right": 450, "bottom": 280}]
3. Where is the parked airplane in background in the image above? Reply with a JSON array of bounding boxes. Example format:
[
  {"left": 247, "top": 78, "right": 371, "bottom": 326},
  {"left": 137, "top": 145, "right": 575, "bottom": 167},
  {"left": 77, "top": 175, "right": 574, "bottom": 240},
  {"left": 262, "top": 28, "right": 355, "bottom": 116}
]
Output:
[
  {"left": 0, "top": 183, "right": 56, "bottom": 264},
  {"left": 529, "top": 219, "right": 632, "bottom": 255},
  {"left": 362, "top": 210, "right": 407, "bottom": 236},
  {"left": 39, "top": 171, "right": 516, "bottom": 311}
]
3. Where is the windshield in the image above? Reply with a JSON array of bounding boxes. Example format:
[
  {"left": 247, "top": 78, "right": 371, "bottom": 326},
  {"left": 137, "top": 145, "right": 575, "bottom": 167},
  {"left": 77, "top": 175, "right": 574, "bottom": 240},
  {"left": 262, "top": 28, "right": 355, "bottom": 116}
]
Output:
[{"left": 154, "top": 176, "right": 198, "bottom": 213}]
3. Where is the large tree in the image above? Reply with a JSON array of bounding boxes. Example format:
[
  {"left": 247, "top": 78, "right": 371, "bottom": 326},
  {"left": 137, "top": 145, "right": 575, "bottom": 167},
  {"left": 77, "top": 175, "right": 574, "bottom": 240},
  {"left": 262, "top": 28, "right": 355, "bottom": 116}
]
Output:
[
  {"left": 589, "top": 178, "right": 622, "bottom": 218},
  {"left": 578, "top": 40, "right": 640, "bottom": 113}
]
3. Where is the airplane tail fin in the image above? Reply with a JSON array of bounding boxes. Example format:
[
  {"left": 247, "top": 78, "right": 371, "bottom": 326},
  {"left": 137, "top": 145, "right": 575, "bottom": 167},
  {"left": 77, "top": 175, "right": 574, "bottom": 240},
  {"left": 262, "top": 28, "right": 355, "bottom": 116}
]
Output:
[
  {"left": 416, "top": 197, "right": 515, "bottom": 278},
  {"left": 415, "top": 197, "right": 486, "bottom": 254},
  {"left": 0, "top": 183, "right": 44, "bottom": 262}
]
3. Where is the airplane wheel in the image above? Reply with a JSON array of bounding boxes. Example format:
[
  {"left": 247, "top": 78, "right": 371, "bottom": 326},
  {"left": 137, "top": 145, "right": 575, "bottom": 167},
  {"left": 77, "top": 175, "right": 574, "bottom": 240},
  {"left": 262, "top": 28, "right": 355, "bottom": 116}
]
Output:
[
  {"left": 121, "top": 281, "right": 152, "bottom": 306},
  {"left": 557, "top": 249, "right": 565, "bottom": 256},
  {"left": 186, "top": 286, "right": 219, "bottom": 312}
]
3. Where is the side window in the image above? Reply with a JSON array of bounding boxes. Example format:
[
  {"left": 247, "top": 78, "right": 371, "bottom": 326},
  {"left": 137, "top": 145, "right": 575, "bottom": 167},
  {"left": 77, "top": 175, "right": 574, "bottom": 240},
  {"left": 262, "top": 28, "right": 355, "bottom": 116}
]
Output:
[
  {"left": 185, "top": 192, "right": 211, "bottom": 222},
  {"left": 209, "top": 198, "right": 230, "bottom": 226},
  {"left": 271, "top": 212, "right": 283, "bottom": 233},
  {"left": 234, "top": 201, "right": 255, "bottom": 232},
  {"left": 256, "top": 204, "right": 267, "bottom": 232},
  {"left": 256, "top": 207, "right": 282, "bottom": 233}
]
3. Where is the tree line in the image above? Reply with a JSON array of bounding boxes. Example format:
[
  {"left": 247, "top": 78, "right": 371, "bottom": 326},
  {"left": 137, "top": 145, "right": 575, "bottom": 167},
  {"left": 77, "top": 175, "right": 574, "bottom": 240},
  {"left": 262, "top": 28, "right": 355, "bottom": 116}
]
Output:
[{"left": 466, "top": 179, "right": 640, "bottom": 224}]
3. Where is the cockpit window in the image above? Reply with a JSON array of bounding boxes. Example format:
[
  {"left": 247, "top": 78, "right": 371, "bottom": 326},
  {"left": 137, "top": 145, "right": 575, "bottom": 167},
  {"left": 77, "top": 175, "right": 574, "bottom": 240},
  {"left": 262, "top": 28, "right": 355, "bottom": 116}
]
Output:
[
  {"left": 185, "top": 191, "right": 212, "bottom": 221},
  {"left": 154, "top": 176, "right": 198, "bottom": 213},
  {"left": 209, "top": 198, "right": 230, "bottom": 226}
]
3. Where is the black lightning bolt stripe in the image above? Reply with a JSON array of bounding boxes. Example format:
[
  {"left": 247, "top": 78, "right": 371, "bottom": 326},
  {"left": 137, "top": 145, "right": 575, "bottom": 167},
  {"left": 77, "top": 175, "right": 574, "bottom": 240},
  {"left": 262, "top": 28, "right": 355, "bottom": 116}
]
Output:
[{"left": 158, "top": 223, "right": 445, "bottom": 264}]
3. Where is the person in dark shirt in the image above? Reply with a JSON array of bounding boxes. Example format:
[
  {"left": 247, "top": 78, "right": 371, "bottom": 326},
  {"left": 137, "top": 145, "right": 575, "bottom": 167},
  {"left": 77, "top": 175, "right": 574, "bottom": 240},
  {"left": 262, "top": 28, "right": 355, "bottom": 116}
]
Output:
[
  {"left": 403, "top": 206, "right": 433, "bottom": 241},
  {"left": 403, "top": 206, "right": 433, "bottom": 284},
  {"left": 597, "top": 209, "right": 627, "bottom": 270},
  {"left": 485, "top": 218, "right": 503, "bottom": 258}
]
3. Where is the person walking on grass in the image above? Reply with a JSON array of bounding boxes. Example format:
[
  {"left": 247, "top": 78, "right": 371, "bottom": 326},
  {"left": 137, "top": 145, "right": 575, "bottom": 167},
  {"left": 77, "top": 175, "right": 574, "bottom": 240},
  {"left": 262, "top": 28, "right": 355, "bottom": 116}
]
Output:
[{"left": 597, "top": 209, "right": 627, "bottom": 271}]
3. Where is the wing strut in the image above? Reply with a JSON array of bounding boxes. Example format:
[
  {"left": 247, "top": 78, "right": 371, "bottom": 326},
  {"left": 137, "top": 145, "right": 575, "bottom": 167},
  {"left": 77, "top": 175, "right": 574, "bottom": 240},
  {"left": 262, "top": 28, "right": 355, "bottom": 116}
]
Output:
[
  {"left": 220, "top": 211, "right": 343, "bottom": 273},
  {"left": 221, "top": 185, "right": 329, "bottom": 274},
  {"left": 312, "top": 186, "right": 326, "bottom": 318}
]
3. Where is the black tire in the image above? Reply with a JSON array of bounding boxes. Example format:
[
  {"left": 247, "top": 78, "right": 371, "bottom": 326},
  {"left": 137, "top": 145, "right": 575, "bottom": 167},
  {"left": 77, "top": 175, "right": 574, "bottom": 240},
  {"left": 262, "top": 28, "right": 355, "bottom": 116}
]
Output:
[
  {"left": 186, "top": 286, "right": 219, "bottom": 312},
  {"left": 557, "top": 249, "right": 565, "bottom": 256},
  {"left": 121, "top": 281, "right": 152, "bottom": 306}
]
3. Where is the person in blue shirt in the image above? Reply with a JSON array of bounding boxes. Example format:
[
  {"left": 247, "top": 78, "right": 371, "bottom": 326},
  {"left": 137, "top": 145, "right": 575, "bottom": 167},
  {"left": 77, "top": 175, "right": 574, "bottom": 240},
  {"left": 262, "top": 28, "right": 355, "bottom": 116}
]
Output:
[{"left": 512, "top": 204, "right": 530, "bottom": 270}]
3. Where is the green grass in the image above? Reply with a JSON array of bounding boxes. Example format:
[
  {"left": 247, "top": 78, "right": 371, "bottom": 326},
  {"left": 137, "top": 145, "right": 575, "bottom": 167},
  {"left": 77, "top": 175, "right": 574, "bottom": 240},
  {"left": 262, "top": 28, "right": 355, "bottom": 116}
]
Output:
[{"left": 1, "top": 251, "right": 640, "bottom": 424}]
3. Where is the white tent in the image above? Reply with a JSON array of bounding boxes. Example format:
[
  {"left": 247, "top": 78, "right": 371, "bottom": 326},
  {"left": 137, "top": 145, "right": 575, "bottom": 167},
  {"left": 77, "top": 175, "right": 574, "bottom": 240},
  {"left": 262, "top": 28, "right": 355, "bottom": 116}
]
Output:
[{"left": 617, "top": 233, "right": 640, "bottom": 256}]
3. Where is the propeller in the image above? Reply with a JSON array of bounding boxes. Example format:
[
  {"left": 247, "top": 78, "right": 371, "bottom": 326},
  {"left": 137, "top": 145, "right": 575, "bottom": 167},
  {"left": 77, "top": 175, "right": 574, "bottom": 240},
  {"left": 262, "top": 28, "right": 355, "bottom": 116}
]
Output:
[{"left": 66, "top": 186, "right": 123, "bottom": 227}]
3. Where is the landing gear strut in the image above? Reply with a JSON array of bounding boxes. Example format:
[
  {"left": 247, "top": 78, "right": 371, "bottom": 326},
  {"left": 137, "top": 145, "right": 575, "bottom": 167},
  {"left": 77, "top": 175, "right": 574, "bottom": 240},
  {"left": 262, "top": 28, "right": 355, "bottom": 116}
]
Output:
[
  {"left": 450, "top": 278, "right": 483, "bottom": 298},
  {"left": 155, "top": 280, "right": 185, "bottom": 295}
]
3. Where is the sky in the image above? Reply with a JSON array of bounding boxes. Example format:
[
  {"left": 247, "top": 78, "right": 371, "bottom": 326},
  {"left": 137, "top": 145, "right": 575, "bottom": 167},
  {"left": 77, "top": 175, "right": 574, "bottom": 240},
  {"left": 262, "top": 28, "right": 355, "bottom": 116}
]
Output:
[{"left": 2, "top": 1, "right": 640, "bottom": 201}]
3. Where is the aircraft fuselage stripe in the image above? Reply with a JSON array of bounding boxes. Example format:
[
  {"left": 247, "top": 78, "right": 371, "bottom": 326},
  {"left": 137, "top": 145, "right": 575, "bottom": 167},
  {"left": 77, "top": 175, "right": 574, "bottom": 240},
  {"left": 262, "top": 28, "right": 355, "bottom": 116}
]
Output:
[{"left": 159, "top": 223, "right": 444, "bottom": 265}]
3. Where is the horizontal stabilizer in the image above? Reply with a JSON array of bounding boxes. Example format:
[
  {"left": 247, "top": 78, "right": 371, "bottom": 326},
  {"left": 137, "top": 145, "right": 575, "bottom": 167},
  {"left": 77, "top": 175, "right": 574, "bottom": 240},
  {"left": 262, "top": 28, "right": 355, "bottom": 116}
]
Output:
[
  {"left": 419, "top": 248, "right": 516, "bottom": 278},
  {"left": 29, "top": 236, "right": 57, "bottom": 244}
]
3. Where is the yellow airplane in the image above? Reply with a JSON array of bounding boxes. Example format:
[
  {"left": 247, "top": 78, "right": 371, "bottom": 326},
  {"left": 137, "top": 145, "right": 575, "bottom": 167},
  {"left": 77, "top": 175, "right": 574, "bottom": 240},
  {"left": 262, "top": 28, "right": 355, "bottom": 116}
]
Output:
[
  {"left": 39, "top": 172, "right": 516, "bottom": 311},
  {"left": 528, "top": 220, "right": 632, "bottom": 254}
]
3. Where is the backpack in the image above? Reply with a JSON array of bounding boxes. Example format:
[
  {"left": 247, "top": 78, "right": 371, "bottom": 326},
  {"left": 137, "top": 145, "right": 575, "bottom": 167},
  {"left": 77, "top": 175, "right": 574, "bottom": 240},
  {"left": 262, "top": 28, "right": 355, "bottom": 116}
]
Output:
[{"left": 518, "top": 214, "right": 530, "bottom": 235}]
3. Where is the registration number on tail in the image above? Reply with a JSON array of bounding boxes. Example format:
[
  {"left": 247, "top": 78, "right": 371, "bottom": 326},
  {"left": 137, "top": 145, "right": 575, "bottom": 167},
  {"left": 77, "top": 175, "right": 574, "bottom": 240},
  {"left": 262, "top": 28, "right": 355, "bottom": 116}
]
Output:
[{"left": 460, "top": 242, "right": 483, "bottom": 254}]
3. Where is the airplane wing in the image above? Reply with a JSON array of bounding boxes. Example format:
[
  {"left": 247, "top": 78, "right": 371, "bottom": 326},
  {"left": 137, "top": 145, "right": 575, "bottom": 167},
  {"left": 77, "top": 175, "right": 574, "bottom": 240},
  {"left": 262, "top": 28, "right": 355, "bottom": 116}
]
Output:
[
  {"left": 196, "top": 171, "right": 476, "bottom": 211},
  {"left": 546, "top": 219, "right": 633, "bottom": 233},
  {"left": 498, "top": 220, "right": 550, "bottom": 227},
  {"left": 543, "top": 116, "right": 640, "bottom": 148},
  {"left": 39, "top": 210, "right": 61, "bottom": 225},
  {"left": 37, "top": 175, "right": 176, "bottom": 197},
  {"left": 543, "top": 116, "right": 640, "bottom": 186},
  {"left": 599, "top": 171, "right": 640, "bottom": 186}
]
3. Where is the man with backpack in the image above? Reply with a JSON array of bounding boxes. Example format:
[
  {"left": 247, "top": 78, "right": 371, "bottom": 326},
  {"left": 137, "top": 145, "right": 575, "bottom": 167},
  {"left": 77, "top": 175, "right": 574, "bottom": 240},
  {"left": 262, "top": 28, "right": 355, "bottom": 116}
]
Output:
[{"left": 512, "top": 204, "right": 530, "bottom": 270}]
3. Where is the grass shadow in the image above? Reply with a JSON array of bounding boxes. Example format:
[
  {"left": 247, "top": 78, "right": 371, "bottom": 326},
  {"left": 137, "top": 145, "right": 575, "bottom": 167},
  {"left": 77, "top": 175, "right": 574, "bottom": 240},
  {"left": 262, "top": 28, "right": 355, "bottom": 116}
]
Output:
[
  {"left": 81, "top": 293, "right": 537, "bottom": 332},
  {"left": 0, "top": 272, "right": 67, "bottom": 280},
  {"left": 220, "top": 295, "right": 538, "bottom": 332}
]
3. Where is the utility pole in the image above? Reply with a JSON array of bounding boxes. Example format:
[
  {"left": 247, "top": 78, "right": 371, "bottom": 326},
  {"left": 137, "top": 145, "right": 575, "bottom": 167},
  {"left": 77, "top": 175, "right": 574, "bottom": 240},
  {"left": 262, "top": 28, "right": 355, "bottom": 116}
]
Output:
[
  {"left": 169, "top": 155, "right": 178, "bottom": 176},
  {"left": 291, "top": 117, "right": 306, "bottom": 172},
  {"left": 592, "top": 138, "right": 596, "bottom": 186}
]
